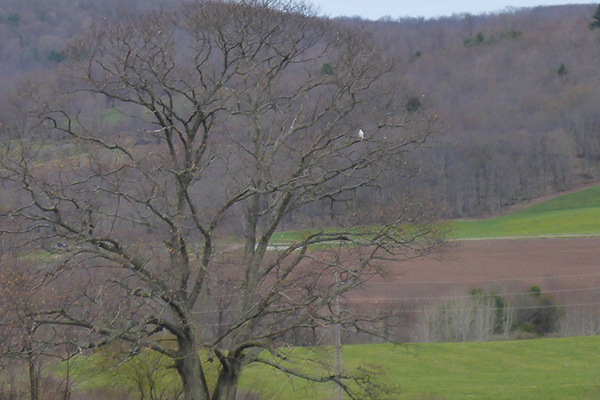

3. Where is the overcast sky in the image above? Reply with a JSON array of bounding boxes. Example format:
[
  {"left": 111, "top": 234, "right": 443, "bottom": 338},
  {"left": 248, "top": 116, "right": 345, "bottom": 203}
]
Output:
[{"left": 311, "top": 1, "right": 598, "bottom": 20}]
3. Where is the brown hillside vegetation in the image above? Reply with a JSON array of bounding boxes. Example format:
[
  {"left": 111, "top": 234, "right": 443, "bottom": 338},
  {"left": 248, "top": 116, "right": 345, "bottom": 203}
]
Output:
[
  {"left": 366, "top": 4, "right": 600, "bottom": 217},
  {"left": 1, "top": 2, "right": 600, "bottom": 217}
]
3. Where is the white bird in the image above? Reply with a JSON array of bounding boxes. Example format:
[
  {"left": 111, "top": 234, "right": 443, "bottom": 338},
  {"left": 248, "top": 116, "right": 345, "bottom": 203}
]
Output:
[{"left": 358, "top": 129, "right": 365, "bottom": 140}]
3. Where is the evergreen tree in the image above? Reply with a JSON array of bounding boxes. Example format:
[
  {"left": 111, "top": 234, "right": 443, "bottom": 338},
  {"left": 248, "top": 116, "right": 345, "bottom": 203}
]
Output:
[
  {"left": 590, "top": 4, "right": 600, "bottom": 29},
  {"left": 557, "top": 63, "right": 568, "bottom": 77}
]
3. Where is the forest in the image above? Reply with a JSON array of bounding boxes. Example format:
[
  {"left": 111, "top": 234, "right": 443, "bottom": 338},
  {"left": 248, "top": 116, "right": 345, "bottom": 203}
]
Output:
[
  {"left": 0, "top": 1, "right": 599, "bottom": 400},
  {"left": 1, "top": 2, "right": 600, "bottom": 218}
]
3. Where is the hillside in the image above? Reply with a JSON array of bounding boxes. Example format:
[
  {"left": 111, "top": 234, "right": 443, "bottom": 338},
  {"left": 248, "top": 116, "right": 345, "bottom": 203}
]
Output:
[
  {"left": 1, "top": 2, "right": 599, "bottom": 219},
  {"left": 365, "top": 4, "right": 600, "bottom": 217}
]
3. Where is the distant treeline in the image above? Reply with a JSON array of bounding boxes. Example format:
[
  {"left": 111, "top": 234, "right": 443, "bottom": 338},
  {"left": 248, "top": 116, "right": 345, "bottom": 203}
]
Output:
[{"left": 1, "top": 1, "right": 599, "bottom": 218}]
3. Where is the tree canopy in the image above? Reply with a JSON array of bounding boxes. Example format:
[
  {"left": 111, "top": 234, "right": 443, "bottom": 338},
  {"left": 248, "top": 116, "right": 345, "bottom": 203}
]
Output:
[{"left": 0, "top": 1, "right": 443, "bottom": 399}]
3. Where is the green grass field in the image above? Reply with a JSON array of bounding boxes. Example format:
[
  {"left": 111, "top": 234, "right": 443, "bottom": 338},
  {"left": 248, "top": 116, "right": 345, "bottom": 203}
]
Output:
[
  {"left": 59, "top": 336, "right": 600, "bottom": 400},
  {"left": 451, "top": 185, "right": 600, "bottom": 239},
  {"left": 239, "top": 336, "right": 600, "bottom": 400}
]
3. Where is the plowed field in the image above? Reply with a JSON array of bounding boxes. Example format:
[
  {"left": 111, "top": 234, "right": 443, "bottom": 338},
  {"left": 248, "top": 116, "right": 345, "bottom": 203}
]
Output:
[{"left": 353, "top": 237, "right": 600, "bottom": 305}]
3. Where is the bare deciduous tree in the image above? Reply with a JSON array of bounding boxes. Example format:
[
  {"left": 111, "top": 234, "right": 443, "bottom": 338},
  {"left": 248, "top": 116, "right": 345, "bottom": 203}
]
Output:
[{"left": 0, "top": 1, "right": 443, "bottom": 399}]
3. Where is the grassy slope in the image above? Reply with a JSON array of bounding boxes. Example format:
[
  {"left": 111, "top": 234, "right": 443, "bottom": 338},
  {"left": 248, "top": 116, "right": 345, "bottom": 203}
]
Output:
[
  {"left": 451, "top": 185, "right": 600, "bottom": 239},
  {"left": 240, "top": 336, "right": 600, "bottom": 400}
]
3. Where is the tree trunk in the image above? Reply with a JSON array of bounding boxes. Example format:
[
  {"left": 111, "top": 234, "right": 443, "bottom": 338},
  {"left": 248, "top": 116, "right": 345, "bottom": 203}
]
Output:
[
  {"left": 211, "top": 354, "right": 242, "bottom": 400},
  {"left": 28, "top": 360, "right": 39, "bottom": 400},
  {"left": 175, "top": 339, "right": 210, "bottom": 400},
  {"left": 63, "top": 358, "right": 71, "bottom": 400}
]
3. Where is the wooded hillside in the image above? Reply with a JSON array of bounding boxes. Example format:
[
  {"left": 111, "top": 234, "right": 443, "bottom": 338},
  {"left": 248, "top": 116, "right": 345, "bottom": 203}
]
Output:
[
  {"left": 366, "top": 4, "right": 600, "bottom": 216},
  {"left": 1, "top": 3, "right": 599, "bottom": 399},
  {"left": 1, "top": 1, "right": 599, "bottom": 218}
]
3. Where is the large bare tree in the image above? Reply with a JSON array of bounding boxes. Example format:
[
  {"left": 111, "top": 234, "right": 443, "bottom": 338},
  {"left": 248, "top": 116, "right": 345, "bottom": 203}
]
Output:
[{"left": 0, "top": 1, "right": 443, "bottom": 399}]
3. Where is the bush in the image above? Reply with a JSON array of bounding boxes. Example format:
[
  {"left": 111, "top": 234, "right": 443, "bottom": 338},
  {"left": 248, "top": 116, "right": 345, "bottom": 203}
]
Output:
[
  {"left": 406, "top": 96, "right": 422, "bottom": 113},
  {"left": 47, "top": 50, "right": 66, "bottom": 63},
  {"left": 503, "top": 29, "right": 524, "bottom": 39},
  {"left": 7, "top": 13, "right": 20, "bottom": 27},
  {"left": 512, "top": 285, "right": 563, "bottom": 337},
  {"left": 463, "top": 32, "right": 485, "bottom": 47},
  {"left": 511, "top": 328, "right": 537, "bottom": 340}
]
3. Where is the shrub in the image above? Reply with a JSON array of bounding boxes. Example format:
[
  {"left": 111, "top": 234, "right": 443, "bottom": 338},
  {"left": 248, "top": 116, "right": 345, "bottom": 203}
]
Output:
[
  {"left": 7, "top": 13, "right": 20, "bottom": 27},
  {"left": 321, "top": 62, "right": 334, "bottom": 75},
  {"left": 504, "top": 29, "right": 524, "bottom": 39},
  {"left": 406, "top": 96, "right": 422, "bottom": 113},
  {"left": 512, "top": 285, "right": 563, "bottom": 337},
  {"left": 47, "top": 50, "right": 66, "bottom": 63}
]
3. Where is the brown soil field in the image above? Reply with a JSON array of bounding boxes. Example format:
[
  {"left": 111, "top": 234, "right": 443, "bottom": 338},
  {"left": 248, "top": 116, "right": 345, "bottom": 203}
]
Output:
[{"left": 349, "top": 237, "right": 600, "bottom": 307}]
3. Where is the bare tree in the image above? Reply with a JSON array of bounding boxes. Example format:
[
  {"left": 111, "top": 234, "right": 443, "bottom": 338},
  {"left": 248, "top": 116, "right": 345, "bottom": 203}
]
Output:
[
  {"left": 0, "top": 256, "right": 77, "bottom": 400},
  {"left": 0, "top": 259, "right": 44, "bottom": 400},
  {"left": 0, "top": 1, "right": 443, "bottom": 399}
]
